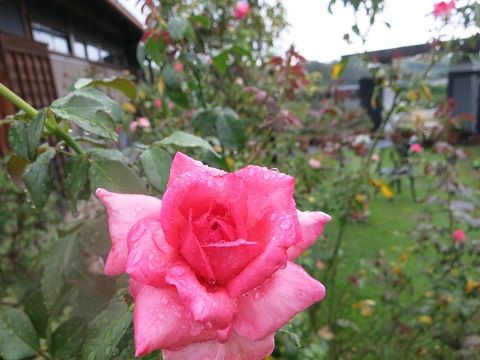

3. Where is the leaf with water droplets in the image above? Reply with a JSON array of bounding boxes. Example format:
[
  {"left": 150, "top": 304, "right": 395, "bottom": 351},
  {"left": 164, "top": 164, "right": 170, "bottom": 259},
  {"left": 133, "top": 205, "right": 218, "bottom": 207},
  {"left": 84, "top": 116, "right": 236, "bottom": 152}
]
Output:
[
  {"left": 154, "top": 131, "right": 219, "bottom": 157},
  {"left": 81, "top": 301, "right": 132, "bottom": 360},
  {"left": 140, "top": 147, "right": 172, "bottom": 193},
  {"left": 89, "top": 160, "right": 146, "bottom": 194},
  {"left": 0, "top": 306, "right": 38, "bottom": 360},
  {"left": 50, "top": 88, "right": 122, "bottom": 140},
  {"left": 64, "top": 155, "right": 91, "bottom": 209},
  {"left": 22, "top": 147, "right": 55, "bottom": 209},
  {"left": 74, "top": 77, "right": 137, "bottom": 101},
  {"left": 51, "top": 317, "right": 88, "bottom": 359}
]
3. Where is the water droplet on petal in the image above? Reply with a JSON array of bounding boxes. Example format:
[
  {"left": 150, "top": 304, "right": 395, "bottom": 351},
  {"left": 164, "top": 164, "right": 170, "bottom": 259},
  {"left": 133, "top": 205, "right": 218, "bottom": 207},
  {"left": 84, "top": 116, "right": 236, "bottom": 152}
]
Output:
[
  {"left": 281, "top": 220, "right": 292, "bottom": 230},
  {"left": 169, "top": 265, "right": 186, "bottom": 276}
]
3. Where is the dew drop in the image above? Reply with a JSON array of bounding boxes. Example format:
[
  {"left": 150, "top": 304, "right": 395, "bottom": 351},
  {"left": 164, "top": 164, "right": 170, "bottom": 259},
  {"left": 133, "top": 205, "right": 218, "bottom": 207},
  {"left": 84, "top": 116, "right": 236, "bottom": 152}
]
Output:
[
  {"left": 280, "top": 220, "right": 292, "bottom": 230},
  {"left": 191, "top": 322, "right": 202, "bottom": 336},
  {"left": 169, "top": 265, "right": 186, "bottom": 276}
]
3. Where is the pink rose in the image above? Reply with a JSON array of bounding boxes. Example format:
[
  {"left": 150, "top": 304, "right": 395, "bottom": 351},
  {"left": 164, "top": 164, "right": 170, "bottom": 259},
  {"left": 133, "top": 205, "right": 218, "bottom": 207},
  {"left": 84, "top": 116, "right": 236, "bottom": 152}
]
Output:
[
  {"left": 96, "top": 152, "right": 330, "bottom": 359},
  {"left": 235, "top": 1, "right": 250, "bottom": 20},
  {"left": 155, "top": 99, "right": 162, "bottom": 109},
  {"left": 453, "top": 229, "right": 467, "bottom": 243},
  {"left": 174, "top": 62, "right": 184, "bottom": 72},
  {"left": 138, "top": 117, "right": 151, "bottom": 128},
  {"left": 433, "top": 0, "right": 456, "bottom": 17},
  {"left": 129, "top": 121, "right": 139, "bottom": 132},
  {"left": 308, "top": 158, "right": 322, "bottom": 169},
  {"left": 409, "top": 143, "right": 424, "bottom": 153},
  {"left": 371, "top": 153, "right": 380, "bottom": 162}
]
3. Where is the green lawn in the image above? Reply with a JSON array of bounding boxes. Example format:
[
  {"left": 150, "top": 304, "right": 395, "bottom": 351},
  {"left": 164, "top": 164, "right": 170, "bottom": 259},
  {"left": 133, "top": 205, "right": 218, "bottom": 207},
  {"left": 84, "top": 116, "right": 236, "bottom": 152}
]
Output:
[{"left": 311, "top": 146, "right": 480, "bottom": 355}]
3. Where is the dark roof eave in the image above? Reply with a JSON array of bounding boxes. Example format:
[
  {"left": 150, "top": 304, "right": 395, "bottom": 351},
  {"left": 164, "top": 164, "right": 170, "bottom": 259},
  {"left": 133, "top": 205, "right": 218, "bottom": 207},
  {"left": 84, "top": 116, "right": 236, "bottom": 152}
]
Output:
[{"left": 104, "top": 0, "right": 144, "bottom": 32}]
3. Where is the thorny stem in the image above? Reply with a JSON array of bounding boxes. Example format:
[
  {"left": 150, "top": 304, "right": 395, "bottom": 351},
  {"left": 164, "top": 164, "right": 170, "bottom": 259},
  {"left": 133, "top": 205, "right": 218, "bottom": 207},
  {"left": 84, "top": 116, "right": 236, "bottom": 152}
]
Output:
[{"left": 0, "top": 82, "right": 84, "bottom": 155}]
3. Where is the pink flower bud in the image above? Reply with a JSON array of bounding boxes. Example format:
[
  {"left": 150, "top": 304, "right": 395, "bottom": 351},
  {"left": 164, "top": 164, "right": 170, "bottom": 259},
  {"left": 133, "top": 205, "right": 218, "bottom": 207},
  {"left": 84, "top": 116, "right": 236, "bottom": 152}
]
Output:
[
  {"left": 409, "top": 143, "right": 424, "bottom": 153},
  {"left": 371, "top": 154, "right": 380, "bottom": 162},
  {"left": 453, "top": 229, "right": 467, "bottom": 244},
  {"left": 235, "top": 1, "right": 250, "bottom": 20},
  {"left": 129, "top": 121, "right": 139, "bottom": 132},
  {"left": 154, "top": 99, "right": 162, "bottom": 109},
  {"left": 138, "top": 117, "right": 151, "bottom": 128},
  {"left": 309, "top": 158, "right": 322, "bottom": 169},
  {"left": 433, "top": 0, "right": 456, "bottom": 17},
  {"left": 174, "top": 62, "right": 184, "bottom": 72}
]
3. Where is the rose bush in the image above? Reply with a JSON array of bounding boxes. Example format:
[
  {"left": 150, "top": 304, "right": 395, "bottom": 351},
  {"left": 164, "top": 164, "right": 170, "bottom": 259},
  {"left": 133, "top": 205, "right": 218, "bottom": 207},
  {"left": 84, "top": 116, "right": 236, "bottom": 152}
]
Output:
[{"left": 96, "top": 152, "right": 330, "bottom": 359}]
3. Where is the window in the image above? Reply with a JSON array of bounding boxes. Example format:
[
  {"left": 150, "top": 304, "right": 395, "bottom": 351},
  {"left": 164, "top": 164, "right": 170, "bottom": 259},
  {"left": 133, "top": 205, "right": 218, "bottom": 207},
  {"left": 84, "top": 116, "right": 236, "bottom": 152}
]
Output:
[
  {"left": 86, "top": 44, "right": 100, "bottom": 62},
  {"left": 73, "top": 40, "right": 87, "bottom": 59},
  {"left": 32, "top": 22, "right": 69, "bottom": 55}
]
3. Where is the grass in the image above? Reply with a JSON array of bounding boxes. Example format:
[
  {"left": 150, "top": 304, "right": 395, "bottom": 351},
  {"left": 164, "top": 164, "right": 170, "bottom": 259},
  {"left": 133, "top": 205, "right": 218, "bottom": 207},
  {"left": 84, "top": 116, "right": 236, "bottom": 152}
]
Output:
[
  {"left": 326, "top": 145, "right": 480, "bottom": 282},
  {"left": 308, "top": 145, "right": 480, "bottom": 356}
]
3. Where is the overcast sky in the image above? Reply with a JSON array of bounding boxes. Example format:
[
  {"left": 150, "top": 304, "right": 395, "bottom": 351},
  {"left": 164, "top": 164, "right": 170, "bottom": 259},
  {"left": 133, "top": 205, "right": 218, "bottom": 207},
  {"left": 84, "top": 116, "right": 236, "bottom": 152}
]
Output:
[{"left": 119, "top": 0, "right": 468, "bottom": 63}]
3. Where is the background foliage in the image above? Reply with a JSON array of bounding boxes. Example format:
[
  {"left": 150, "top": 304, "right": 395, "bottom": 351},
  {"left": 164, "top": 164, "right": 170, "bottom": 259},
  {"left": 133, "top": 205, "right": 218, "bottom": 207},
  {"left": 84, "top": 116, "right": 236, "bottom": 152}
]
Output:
[{"left": 1, "top": 0, "right": 480, "bottom": 359}]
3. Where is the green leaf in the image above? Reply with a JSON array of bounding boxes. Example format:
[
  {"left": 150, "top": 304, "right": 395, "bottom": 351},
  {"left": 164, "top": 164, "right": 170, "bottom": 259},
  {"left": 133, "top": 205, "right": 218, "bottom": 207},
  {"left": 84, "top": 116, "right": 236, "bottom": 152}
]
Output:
[
  {"left": 89, "top": 160, "right": 147, "bottom": 194},
  {"left": 162, "top": 65, "right": 189, "bottom": 108},
  {"left": 168, "top": 16, "right": 188, "bottom": 40},
  {"left": 144, "top": 37, "right": 167, "bottom": 65},
  {"left": 0, "top": 306, "right": 38, "bottom": 360},
  {"left": 86, "top": 148, "right": 129, "bottom": 163},
  {"left": 64, "top": 155, "right": 91, "bottom": 208},
  {"left": 22, "top": 147, "right": 55, "bottom": 209},
  {"left": 42, "top": 234, "right": 80, "bottom": 311},
  {"left": 279, "top": 325, "right": 302, "bottom": 348},
  {"left": 74, "top": 77, "right": 137, "bottom": 101},
  {"left": 191, "top": 108, "right": 218, "bottom": 134},
  {"left": 352, "top": 24, "right": 360, "bottom": 35},
  {"left": 214, "top": 108, "right": 245, "bottom": 150},
  {"left": 8, "top": 121, "right": 29, "bottom": 159},
  {"left": 136, "top": 41, "right": 147, "bottom": 67},
  {"left": 27, "top": 110, "right": 46, "bottom": 158},
  {"left": 190, "top": 15, "right": 211, "bottom": 29},
  {"left": 193, "top": 107, "right": 245, "bottom": 150},
  {"left": 212, "top": 52, "right": 229, "bottom": 75},
  {"left": 81, "top": 301, "right": 132, "bottom": 360},
  {"left": 7, "top": 111, "right": 46, "bottom": 160},
  {"left": 6, "top": 155, "right": 29, "bottom": 188},
  {"left": 50, "top": 88, "right": 122, "bottom": 140},
  {"left": 24, "top": 291, "right": 48, "bottom": 339},
  {"left": 155, "top": 131, "right": 219, "bottom": 157},
  {"left": 51, "top": 317, "right": 88, "bottom": 359},
  {"left": 140, "top": 148, "right": 172, "bottom": 192}
]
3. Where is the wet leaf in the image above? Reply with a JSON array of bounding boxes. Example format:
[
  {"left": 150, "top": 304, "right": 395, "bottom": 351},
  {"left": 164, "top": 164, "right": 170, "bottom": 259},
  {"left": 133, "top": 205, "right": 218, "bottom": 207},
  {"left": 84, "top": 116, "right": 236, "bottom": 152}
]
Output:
[
  {"left": 22, "top": 147, "right": 55, "bottom": 209},
  {"left": 0, "top": 306, "right": 38, "bottom": 360}
]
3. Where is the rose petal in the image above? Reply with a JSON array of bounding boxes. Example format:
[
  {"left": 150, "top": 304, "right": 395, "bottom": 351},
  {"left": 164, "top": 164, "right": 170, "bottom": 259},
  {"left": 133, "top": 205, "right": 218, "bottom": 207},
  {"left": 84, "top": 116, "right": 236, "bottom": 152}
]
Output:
[
  {"left": 233, "top": 165, "right": 297, "bottom": 230},
  {"left": 95, "top": 188, "right": 162, "bottom": 275},
  {"left": 178, "top": 214, "right": 215, "bottom": 282},
  {"left": 133, "top": 284, "right": 217, "bottom": 357},
  {"left": 227, "top": 210, "right": 297, "bottom": 297},
  {"left": 202, "top": 239, "right": 263, "bottom": 285},
  {"left": 161, "top": 167, "right": 249, "bottom": 282},
  {"left": 165, "top": 263, "right": 235, "bottom": 329},
  {"left": 167, "top": 152, "right": 225, "bottom": 188},
  {"left": 126, "top": 218, "right": 178, "bottom": 287},
  {"left": 234, "top": 261, "right": 325, "bottom": 341},
  {"left": 287, "top": 210, "right": 331, "bottom": 259},
  {"left": 162, "top": 332, "right": 275, "bottom": 360}
]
